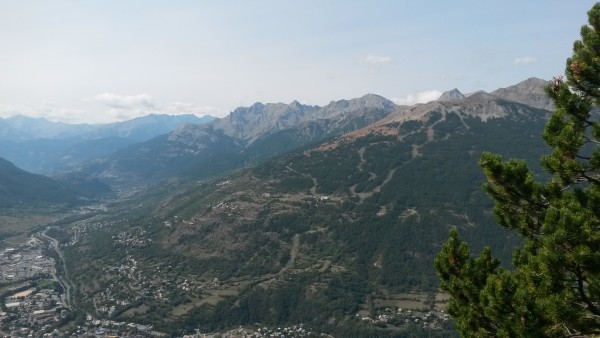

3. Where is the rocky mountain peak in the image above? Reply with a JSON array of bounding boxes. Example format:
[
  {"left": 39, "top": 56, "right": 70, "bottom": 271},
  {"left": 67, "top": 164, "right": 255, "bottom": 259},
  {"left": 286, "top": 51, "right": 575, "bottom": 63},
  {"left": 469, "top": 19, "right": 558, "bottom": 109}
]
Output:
[
  {"left": 289, "top": 100, "right": 306, "bottom": 109},
  {"left": 212, "top": 100, "right": 319, "bottom": 143},
  {"left": 322, "top": 94, "right": 396, "bottom": 115},
  {"left": 465, "top": 90, "right": 487, "bottom": 97},
  {"left": 368, "top": 78, "right": 554, "bottom": 134},
  {"left": 491, "top": 77, "right": 553, "bottom": 111},
  {"left": 357, "top": 93, "right": 397, "bottom": 109},
  {"left": 438, "top": 88, "right": 466, "bottom": 101}
]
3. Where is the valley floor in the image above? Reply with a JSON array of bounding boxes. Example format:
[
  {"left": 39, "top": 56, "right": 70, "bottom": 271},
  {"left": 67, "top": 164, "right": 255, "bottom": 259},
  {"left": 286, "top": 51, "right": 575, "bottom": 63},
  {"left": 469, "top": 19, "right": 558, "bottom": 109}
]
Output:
[{"left": 0, "top": 229, "right": 169, "bottom": 336}]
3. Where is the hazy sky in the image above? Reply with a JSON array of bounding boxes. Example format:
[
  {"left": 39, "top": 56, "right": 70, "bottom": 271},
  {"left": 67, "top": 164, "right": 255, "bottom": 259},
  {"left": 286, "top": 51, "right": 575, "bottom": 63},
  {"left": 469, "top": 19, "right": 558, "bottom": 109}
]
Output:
[{"left": 0, "top": 1, "right": 597, "bottom": 123}]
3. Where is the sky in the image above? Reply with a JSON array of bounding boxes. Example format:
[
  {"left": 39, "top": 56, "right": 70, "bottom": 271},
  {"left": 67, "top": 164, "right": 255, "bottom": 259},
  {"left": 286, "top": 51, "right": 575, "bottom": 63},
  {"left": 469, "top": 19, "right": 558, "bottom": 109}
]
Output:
[{"left": 0, "top": 1, "right": 597, "bottom": 124}]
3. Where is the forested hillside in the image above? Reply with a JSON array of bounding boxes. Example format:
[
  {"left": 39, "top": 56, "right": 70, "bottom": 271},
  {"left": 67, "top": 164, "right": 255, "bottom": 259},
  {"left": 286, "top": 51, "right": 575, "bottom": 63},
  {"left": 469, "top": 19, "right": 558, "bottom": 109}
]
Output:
[
  {"left": 60, "top": 91, "right": 551, "bottom": 335},
  {"left": 0, "top": 157, "right": 75, "bottom": 208}
]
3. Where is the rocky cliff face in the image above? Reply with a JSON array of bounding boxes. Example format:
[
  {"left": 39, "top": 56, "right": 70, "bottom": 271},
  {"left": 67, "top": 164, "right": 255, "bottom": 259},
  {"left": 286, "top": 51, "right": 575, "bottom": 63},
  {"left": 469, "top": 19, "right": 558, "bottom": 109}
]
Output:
[
  {"left": 175, "top": 94, "right": 397, "bottom": 145},
  {"left": 211, "top": 101, "right": 319, "bottom": 143}
]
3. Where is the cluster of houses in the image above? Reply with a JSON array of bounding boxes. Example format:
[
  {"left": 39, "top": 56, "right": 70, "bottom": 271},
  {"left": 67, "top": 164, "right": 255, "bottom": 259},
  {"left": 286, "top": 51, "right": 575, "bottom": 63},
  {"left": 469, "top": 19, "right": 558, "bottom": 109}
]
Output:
[
  {"left": 67, "top": 317, "right": 160, "bottom": 337},
  {"left": 1, "top": 286, "right": 70, "bottom": 336},
  {"left": 184, "top": 324, "right": 325, "bottom": 338},
  {"left": 0, "top": 241, "right": 166, "bottom": 337},
  {"left": 67, "top": 219, "right": 128, "bottom": 246},
  {"left": 112, "top": 228, "right": 150, "bottom": 248},
  {"left": 0, "top": 241, "right": 53, "bottom": 283},
  {"left": 358, "top": 307, "right": 451, "bottom": 330},
  {"left": 90, "top": 254, "right": 223, "bottom": 319}
]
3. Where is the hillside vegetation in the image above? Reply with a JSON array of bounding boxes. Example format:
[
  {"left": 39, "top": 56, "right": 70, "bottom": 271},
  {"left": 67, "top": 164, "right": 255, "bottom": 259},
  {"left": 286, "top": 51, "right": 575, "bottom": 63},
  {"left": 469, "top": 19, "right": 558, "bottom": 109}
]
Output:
[
  {"left": 61, "top": 92, "right": 552, "bottom": 335},
  {"left": 0, "top": 157, "right": 76, "bottom": 208}
]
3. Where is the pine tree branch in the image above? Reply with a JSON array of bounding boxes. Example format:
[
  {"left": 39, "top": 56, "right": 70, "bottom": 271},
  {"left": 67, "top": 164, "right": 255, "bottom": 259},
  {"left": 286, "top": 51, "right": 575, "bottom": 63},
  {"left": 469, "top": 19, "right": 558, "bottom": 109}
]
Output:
[
  {"left": 584, "top": 135, "right": 600, "bottom": 144},
  {"left": 581, "top": 172, "right": 600, "bottom": 185},
  {"left": 564, "top": 326, "right": 600, "bottom": 338},
  {"left": 510, "top": 187, "right": 547, "bottom": 210},
  {"left": 575, "top": 267, "right": 600, "bottom": 316},
  {"left": 582, "top": 120, "right": 595, "bottom": 128},
  {"left": 561, "top": 184, "right": 574, "bottom": 192}
]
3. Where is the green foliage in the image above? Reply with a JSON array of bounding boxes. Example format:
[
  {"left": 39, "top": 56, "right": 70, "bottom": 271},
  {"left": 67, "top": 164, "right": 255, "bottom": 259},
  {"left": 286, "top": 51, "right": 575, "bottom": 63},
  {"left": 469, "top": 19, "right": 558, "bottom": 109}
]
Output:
[
  {"left": 62, "top": 68, "right": 559, "bottom": 337},
  {"left": 436, "top": 5, "right": 600, "bottom": 336},
  {"left": 37, "top": 279, "right": 62, "bottom": 292},
  {"left": 68, "top": 95, "right": 551, "bottom": 335},
  {"left": 435, "top": 229, "right": 502, "bottom": 336},
  {"left": 46, "top": 227, "right": 70, "bottom": 244},
  {"left": 0, "top": 157, "right": 76, "bottom": 208}
]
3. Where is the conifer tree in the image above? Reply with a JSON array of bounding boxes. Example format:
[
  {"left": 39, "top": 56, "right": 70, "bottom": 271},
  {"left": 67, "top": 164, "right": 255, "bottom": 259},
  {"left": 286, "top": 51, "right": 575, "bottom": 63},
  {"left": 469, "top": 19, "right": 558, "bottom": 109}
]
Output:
[{"left": 435, "top": 3, "right": 600, "bottom": 337}]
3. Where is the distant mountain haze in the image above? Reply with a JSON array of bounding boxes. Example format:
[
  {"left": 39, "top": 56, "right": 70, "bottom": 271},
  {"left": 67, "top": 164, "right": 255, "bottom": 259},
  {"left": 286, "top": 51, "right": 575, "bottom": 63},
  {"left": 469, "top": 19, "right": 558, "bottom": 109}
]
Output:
[
  {"left": 0, "top": 77, "right": 552, "bottom": 203},
  {"left": 0, "top": 113, "right": 216, "bottom": 142},
  {"left": 0, "top": 157, "right": 75, "bottom": 208},
  {"left": 0, "top": 114, "right": 216, "bottom": 173}
]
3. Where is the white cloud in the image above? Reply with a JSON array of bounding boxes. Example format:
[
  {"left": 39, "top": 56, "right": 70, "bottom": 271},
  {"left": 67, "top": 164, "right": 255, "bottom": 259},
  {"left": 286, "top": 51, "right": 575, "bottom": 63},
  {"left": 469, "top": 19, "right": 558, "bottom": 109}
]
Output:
[
  {"left": 514, "top": 56, "right": 537, "bottom": 65},
  {"left": 94, "top": 93, "right": 157, "bottom": 110},
  {"left": 364, "top": 53, "right": 392, "bottom": 65},
  {"left": 0, "top": 104, "right": 23, "bottom": 119},
  {"left": 166, "top": 102, "right": 223, "bottom": 116},
  {"left": 90, "top": 95, "right": 225, "bottom": 123},
  {"left": 0, "top": 95, "right": 222, "bottom": 124},
  {"left": 0, "top": 102, "right": 87, "bottom": 124},
  {"left": 89, "top": 93, "right": 160, "bottom": 123},
  {"left": 392, "top": 90, "right": 442, "bottom": 106}
]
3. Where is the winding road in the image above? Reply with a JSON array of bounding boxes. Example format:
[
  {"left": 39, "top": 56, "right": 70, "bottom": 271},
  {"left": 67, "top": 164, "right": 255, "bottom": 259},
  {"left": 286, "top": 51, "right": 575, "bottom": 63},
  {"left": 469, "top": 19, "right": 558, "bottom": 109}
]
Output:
[{"left": 259, "top": 234, "right": 300, "bottom": 287}]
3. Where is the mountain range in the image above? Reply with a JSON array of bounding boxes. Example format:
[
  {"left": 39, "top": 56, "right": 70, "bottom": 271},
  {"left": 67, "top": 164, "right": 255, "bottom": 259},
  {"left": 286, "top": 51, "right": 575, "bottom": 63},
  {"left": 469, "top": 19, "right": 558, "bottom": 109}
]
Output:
[
  {"left": 0, "top": 113, "right": 215, "bottom": 174},
  {"left": 0, "top": 78, "right": 549, "bottom": 187},
  {"left": 48, "top": 77, "right": 555, "bottom": 335},
  {"left": 0, "top": 77, "right": 558, "bottom": 336},
  {"left": 79, "top": 94, "right": 397, "bottom": 186},
  {"left": 75, "top": 78, "right": 548, "bottom": 188},
  {"left": 0, "top": 113, "right": 216, "bottom": 142}
]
